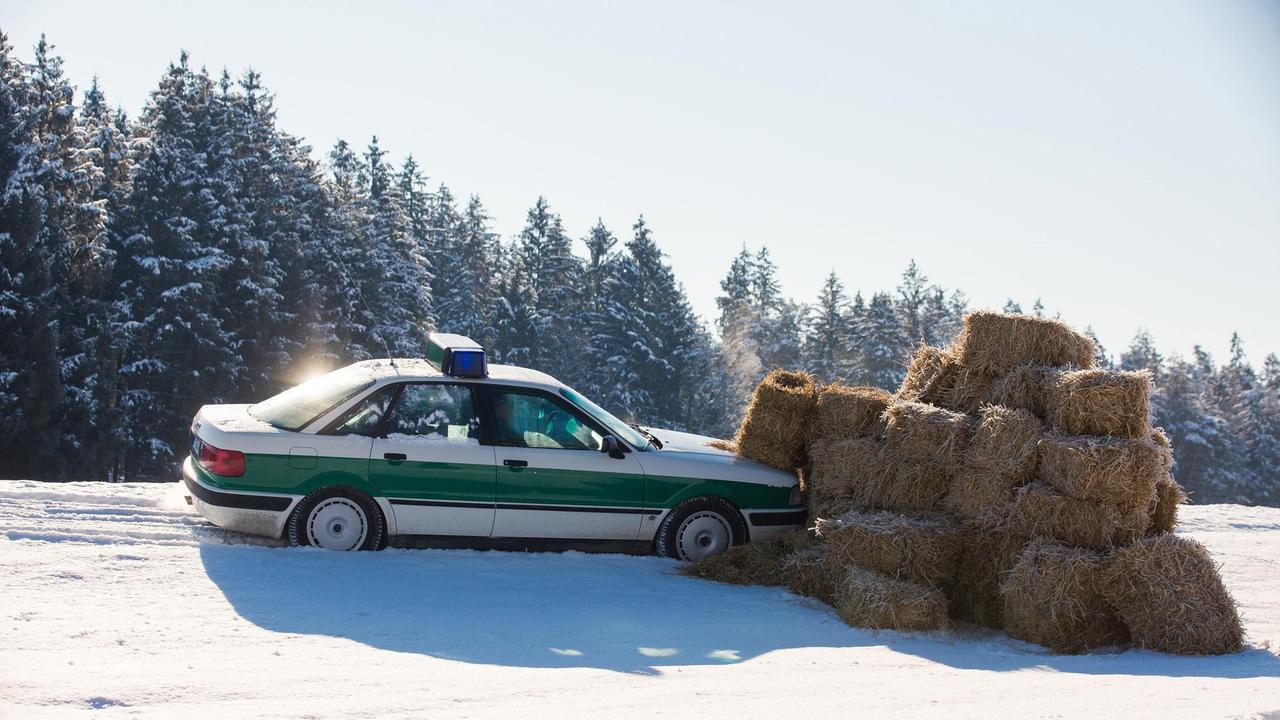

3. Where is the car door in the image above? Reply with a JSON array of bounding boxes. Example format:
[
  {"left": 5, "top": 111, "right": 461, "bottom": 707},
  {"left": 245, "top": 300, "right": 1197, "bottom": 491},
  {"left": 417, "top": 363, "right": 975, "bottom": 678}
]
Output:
[
  {"left": 366, "top": 382, "right": 497, "bottom": 537},
  {"left": 486, "top": 386, "right": 647, "bottom": 540}
]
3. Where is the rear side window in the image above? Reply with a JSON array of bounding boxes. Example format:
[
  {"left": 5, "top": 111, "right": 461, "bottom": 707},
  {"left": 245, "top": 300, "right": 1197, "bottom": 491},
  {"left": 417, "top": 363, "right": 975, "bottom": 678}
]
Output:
[
  {"left": 325, "top": 385, "right": 398, "bottom": 436},
  {"left": 385, "top": 384, "right": 481, "bottom": 445},
  {"left": 248, "top": 365, "right": 376, "bottom": 431}
]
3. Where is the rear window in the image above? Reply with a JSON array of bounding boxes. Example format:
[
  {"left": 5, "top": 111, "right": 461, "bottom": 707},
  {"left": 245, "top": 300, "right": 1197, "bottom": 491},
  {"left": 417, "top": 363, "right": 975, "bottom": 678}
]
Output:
[{"left": 247, "top": 365, "right": 377, "bottom": 431}]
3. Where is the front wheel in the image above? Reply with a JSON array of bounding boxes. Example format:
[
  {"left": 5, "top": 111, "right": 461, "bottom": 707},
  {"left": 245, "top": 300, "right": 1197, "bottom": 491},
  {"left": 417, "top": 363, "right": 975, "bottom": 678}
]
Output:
[
  {"left": 286, "top": 487, "right": 386, "bottom": 551},
  {"left": 655, "top": 496, "right": 746, "bottom": 561}
]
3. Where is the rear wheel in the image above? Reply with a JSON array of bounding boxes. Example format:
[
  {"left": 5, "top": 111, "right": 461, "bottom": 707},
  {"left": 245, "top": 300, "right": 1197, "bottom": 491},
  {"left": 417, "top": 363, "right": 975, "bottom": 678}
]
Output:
[
  {"left": 287, "top": 487, "right": 385, "bottom": 551},
  {"left": 655, "top": 496, "right": 746, "bottom": 561}
]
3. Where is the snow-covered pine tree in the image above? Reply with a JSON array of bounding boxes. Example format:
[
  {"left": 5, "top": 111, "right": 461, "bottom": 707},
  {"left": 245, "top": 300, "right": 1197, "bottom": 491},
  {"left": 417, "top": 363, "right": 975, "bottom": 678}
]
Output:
[
  {"left": 111, "top": 55, "right": 242, "bottom": 477},
  {"left": 804, "top": 271, "right": 853, "bottom": 383},
  {"left": 509, "top": 197, "right": 583, "bottom": 378},
  {"left": 856, "top": 291, "right": 908, "bottom": 391},
  {"left": 0, "top": 37, "right": 112, "bottom": 476},
  {"left": 360, "top": 137, "right": 431, "bottom": 355},
  {"left": 78, "top": 76, "right": 135, "bottom": 477},
  {"left": 435, "top": 194, "right": 500, "bottom": 349},
  {"left": 896, "top": 259, "right": 928, "bottom": 345}
]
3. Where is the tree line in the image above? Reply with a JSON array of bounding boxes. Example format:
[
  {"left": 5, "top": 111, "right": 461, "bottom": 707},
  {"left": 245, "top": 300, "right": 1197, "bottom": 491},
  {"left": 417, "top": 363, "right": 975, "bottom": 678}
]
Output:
[{"left": 0, "top": 35, "right": 1275, "bottom": 505}]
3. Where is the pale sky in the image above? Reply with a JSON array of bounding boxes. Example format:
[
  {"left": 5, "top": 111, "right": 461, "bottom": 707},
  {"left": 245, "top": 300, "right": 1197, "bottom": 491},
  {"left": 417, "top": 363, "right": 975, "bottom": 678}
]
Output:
[{"left": 6, "top": 0, "right": 1279, "bottom": 364}]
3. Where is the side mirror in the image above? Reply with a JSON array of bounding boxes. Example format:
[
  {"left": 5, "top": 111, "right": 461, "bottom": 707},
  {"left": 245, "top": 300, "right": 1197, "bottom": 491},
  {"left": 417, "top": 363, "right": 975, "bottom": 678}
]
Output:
[{"left": 601, "top": 435, "right": 626, "bottom": 460}]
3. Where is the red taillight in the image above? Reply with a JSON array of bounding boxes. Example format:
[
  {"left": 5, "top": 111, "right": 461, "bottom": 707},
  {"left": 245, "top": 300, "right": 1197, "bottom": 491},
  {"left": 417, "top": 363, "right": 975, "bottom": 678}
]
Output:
[{"left": 198, "top": 440, "right": 245, "bottom": 477}]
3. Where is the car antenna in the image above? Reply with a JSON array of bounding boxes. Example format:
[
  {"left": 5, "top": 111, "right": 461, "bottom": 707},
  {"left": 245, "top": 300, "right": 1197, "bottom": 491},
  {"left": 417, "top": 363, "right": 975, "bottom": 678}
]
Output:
[{"left": 318, "top": 234, "right": 398, "bottom": 374}]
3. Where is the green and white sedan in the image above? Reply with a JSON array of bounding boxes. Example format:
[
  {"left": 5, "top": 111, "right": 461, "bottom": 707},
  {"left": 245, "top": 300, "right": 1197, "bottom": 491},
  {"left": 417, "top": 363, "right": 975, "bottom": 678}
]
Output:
[{"left": 180, "top": 334, "right": 804, "bottom": 559}]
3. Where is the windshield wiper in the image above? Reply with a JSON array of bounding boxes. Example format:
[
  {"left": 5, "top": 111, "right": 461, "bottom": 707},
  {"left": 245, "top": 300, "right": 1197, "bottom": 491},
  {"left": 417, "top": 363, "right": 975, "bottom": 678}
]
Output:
[{"left": 628, "top": 423, "right": 662, "bottom": 449}]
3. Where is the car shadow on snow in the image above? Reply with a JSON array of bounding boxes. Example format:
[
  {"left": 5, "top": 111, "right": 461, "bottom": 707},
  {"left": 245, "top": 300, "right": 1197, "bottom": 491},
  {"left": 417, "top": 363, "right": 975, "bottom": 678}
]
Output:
[{"left": 198, "top": 543, "right": 1280, "bottom": 677}]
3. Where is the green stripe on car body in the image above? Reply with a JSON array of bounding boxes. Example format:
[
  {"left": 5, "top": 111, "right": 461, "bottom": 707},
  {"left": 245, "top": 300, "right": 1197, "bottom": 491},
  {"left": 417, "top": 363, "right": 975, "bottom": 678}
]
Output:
[{"left": 194, "top": 452, "right": 798, "bottom": 512}]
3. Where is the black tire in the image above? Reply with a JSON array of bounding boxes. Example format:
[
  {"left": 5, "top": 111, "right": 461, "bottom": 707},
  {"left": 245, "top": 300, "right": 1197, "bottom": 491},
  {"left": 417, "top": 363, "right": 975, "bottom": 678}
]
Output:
[
  {"left": 286, "top": 486, "right": 386, "bottom": 551},
  {"left": 654, "top": 495, "right": 747, "bottom": 561}
]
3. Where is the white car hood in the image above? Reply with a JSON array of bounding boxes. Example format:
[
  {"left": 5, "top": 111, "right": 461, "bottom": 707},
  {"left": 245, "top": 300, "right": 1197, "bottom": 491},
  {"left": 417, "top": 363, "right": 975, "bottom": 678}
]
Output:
[{"left": 637, "top": 427, "right": 798, "bottom": 489}]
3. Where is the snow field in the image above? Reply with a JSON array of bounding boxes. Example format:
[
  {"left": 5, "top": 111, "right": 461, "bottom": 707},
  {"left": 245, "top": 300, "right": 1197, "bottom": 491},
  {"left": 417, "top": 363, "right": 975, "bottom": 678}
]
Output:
[{"left": 1, "top": 480, "right": 1278, "bottom": 719}]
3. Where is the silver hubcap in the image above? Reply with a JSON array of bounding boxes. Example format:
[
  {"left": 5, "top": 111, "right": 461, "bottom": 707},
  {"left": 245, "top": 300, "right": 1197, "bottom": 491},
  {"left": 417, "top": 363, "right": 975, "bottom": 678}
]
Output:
[
  {"left": 306, "top": 498, "right": 368, "bottom": 551},
  {"left": 676, "top": 511, "right": 732, "bottom": 561}
]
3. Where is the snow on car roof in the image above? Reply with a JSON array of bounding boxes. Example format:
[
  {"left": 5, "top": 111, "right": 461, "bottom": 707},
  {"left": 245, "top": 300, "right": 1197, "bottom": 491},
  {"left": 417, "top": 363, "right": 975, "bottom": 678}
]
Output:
[{"left": 351, "top": 358, "right": 566, "bottom": 388}]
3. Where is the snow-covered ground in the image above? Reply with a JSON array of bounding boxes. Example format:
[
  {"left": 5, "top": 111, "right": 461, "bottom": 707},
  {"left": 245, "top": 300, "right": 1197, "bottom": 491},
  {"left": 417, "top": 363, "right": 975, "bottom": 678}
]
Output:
[{"left": 1, "top": 481, "right": 1278, "bottom": 719}]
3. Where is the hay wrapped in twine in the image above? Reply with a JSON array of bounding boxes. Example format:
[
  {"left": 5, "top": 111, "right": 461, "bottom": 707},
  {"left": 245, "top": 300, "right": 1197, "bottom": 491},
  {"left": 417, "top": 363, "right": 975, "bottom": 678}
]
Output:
[
  {"left": 942, "top": 465, "right": 1023, "bottom": 528},
  {"left": 782, "top": 546, "right": 840, "bottom": 604},
  {"left": 1007, "top": 481, "right": 1152, "bottom": 551},
  {"left": 884, "top": 401, "right": 972, "bottom": 468},
  {"left": 1039, "top": 433, "right": 1163, "bottom": 502},
  {"left": 950, "top": 528, "right": 1027, "bottom": 628},
  {"left": 831, "top": 566, "right": 951, "bottom": 632},
  {"left": 896, "top": 345, "right": 953, "bottom": 404},
  {"left": 1149, "top": 475, "right": 1187, "bottom": 535},
  {"left": 1045, "top": 368, "right": 1153, "bottom": 439},
  {"left": 1144, "top": 427, "right": 1185, "bottom": 533},
  {"left": 681, "top": 530, "right": 813, "bottom": 586},
  {"left": 704, "top": 438, "right": 737, "bottom": 452},
  {"left": 870, "top": 453, "right": 954, "bottom": 512},
  {"left": 950, "top": 311, "right": 1097, "bottom": 377},
  {"left": 1103, "top": 534, "right": 1243, "bottom": 655},
  {"left": 986, "top": 365, "right": 1058, "bottom": 419},
  {"left": 734, "top": 369, "right": 818, "bottom": 471},
  {"left": 1000, "top": 540, "right": 1129, "bottom": 653},
  {"left": 805, "top": 438, "right": 892, "bottom": 520},
  {"left": 813, "top": 384, "right": 892, "bottom": 441},
  {"left": 815, "top": 510, "right": 966, "bottom": 587},
  {"left": 966, "top": 404, "right": 1044, "bottom": 480},
  {"left": 938, "top": 365, "right": 1002, "bottom": 414}
]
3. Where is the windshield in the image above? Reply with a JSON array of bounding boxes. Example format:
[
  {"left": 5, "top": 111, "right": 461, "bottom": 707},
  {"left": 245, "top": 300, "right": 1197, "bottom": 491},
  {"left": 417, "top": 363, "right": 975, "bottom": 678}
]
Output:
[
  {"left": 248, "top": 365, "right": 377, "bottom": 431},
  {"left": 559, "top": 387, "right": 651, "bottom": 450}
]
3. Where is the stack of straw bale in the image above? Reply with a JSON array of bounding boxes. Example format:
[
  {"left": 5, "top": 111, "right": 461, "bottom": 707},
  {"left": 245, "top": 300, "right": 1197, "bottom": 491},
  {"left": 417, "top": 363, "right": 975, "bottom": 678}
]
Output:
[{"left": 684, "top": 311, "right": 1242, "bottom": 655}]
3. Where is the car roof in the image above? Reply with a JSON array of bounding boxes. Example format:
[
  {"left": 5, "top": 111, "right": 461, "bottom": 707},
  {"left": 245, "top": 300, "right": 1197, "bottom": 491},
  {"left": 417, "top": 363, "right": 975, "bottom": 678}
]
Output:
[{"left": 350, "top": 358, "right": 566, "bottom": 389}]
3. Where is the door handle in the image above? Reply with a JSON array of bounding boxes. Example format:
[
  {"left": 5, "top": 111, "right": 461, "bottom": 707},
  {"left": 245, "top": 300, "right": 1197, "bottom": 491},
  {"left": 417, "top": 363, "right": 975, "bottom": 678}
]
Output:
[
  {"left": 384, "top": 452, "right": 407, "bottom": 463},
  {"left": 503, "top": 458, "right": 529, "bottom": 469}
]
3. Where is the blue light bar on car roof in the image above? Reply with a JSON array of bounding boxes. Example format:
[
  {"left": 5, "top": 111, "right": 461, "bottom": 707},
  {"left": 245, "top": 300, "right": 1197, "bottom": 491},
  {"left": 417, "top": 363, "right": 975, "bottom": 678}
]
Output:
[{"left": 425, "top": 332, "right": 488, "bottom": 378}]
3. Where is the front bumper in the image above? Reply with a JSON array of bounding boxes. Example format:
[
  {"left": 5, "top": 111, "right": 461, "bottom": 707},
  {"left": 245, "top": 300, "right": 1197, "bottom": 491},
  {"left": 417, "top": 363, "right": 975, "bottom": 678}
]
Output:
[
  {"left": 181, "top": 457, "right": 301, "bottom": 539},
  {"left": 744, "top": 507, "right": 808, "bottom": 541}
]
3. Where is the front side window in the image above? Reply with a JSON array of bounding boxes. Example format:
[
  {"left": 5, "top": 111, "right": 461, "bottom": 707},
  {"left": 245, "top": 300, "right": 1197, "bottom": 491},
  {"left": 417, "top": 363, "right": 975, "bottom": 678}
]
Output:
[
  {"left": 491, "top": 390, "right": 602, "bottom": 451},
  {"left": 385, "top": 384, "right": 481, "bottom": 445}
]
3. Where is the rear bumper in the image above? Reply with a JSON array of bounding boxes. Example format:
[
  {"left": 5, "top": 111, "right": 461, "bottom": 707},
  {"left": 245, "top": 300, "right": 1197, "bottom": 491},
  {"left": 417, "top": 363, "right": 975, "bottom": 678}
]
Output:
[
  {"left": 181, "top": 457, "right": 301, "bottom": 538},
  {"left": 744, "top": 507, "right": 808, "bottom": 541}
]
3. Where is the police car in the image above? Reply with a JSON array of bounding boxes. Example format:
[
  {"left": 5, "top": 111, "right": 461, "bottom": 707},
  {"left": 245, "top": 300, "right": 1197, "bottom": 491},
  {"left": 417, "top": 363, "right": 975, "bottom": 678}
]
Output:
[{"left": 180, "top": 333, "right": 805, "bottom": 560}]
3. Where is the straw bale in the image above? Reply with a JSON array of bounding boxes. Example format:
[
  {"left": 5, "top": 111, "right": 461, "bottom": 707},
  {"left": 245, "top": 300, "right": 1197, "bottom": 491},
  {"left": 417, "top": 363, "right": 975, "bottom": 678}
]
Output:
[
  {"left": 681, "top": 530, "right": 813, "bottom": 586},
  {"left": 966, "top": 404, "right": 1043, "bottom": 479},
  {"left": 813, "top": 384, "right": 891, "bottom": 441},
  {"left": 1007, "top": 481, "right": 1152, "bottom": 551},
  {"left": 1045, "top": 368, "right": 1152, "bottom": 439},
  {"left": 1149, "top": 475, "right": 1187, "bottom": 535},
  {"left": 884, "top": 401, "right": 972, "bottom": 468},
  {"left": 951, "top": 311, "right": 1096, "bottom": 376},
  {"left": 806, "top": 438, "right": 892, "bottom": 519},
  {"left": 939, "top": 366, "right": 1002, "bottom": 414},
  {"left": 1104, "top": 534, "right": 1243, "bottom": 655},
  {"left": 705, "top": 438, "right": 737, "bottom": 452},
  {"left": 896, "top": 345, "right": 953, "bottom": 404},
  {"left": 815, "top": 510, "right": 966, "bottom": 587},
  {"left": 863, "top": 452, "right": 952, "bottom": 512},
  {"left": 1039, "top": 433, "right": 1163, "bottom": 502},
  {"left": 942, "top": 465, "right": 1022, "bottom": 528},
  {"left": 987, "top": 365, "right": 1058, "bottom": 418},
  {"left": 735, "top": 369, "right": 818, "bottom": 471},
  {"left": 831, "top": 567, "right": 950, "bottom": 632},
  {"left": 950, "top": 528, "right": 1027, "bottom": 628},
  {"left": 782, "top": 546, "right": 840, "bottom": 604},
  {"left": 1000, "top": 540, "right": 1128, "bottom": 653}
]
